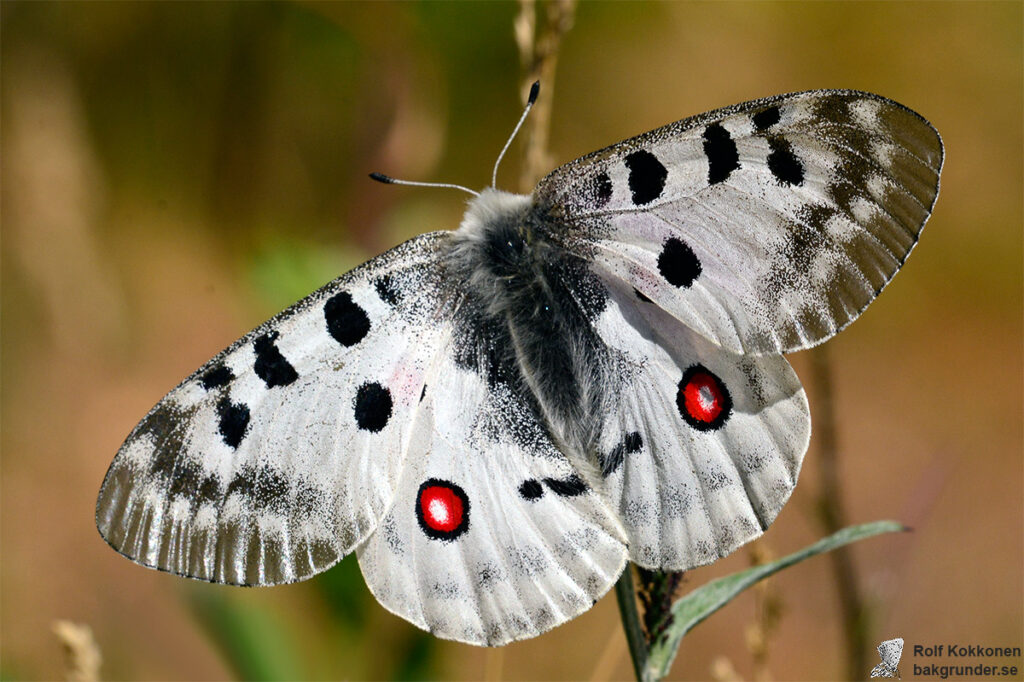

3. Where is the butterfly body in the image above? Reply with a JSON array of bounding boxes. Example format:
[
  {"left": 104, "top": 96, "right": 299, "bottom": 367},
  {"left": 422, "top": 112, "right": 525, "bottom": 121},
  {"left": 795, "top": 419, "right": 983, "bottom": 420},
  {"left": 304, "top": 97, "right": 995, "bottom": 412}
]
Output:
[
  {"left": 97, "top": 90, "right": 942, "bottom": 645},
  {"left": 451, "top": 188, "right": 612, "bottom": 475}
]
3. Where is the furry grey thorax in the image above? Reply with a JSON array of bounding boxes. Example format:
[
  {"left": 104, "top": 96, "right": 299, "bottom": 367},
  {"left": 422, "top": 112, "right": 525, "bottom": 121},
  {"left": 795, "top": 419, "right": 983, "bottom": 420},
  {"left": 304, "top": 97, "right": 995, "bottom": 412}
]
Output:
[{"left": 448, "top": 189, "right": 609, "bottom": 470}]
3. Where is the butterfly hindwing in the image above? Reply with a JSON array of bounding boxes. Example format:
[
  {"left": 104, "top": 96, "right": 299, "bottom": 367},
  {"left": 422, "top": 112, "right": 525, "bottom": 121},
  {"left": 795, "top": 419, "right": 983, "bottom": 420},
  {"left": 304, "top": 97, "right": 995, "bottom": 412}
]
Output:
[
  {"left": 96, "top": 232, "right": 453, "bottom": 585},
  {"left": 356, "top": 310, "right": 629, "bottom": 646},
  {"left": 537, "top": 90, "right": 943, "bottom": 354},
  {"left": 584, "top": 270, "right": 809, "bottom": 569}
]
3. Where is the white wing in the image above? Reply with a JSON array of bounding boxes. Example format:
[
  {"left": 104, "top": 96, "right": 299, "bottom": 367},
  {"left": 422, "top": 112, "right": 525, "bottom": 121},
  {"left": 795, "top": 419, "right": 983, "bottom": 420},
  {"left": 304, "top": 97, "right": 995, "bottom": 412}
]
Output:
[
  {"left": 537, "top": 90, "right": 943, "bottom": 354},
  {"left": 96, "top": 232, "right": 453, "bottom": 585},
  {"left": 564, "top": 268, "right": 809, "bottom": 570},
  {"left": 357, "top": 316, "right": 628, "bottom": 646}
]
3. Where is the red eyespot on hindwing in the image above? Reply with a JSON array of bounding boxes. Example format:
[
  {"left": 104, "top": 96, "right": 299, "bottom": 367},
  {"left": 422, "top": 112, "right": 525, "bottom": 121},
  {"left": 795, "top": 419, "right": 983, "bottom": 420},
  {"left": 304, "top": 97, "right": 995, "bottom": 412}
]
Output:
[
  {"left": 416, "top": 479, "right": 470, "bottom": 541},
  {"left": 676, "top": 364, "right": 732, "bottom": 431}
]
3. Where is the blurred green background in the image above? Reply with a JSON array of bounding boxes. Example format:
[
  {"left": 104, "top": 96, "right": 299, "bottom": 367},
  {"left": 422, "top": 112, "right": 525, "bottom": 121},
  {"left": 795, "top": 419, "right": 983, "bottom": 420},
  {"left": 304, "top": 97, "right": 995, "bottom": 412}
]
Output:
[{"left": 2, "top": 2, "right": 1021, "bottom": 680}]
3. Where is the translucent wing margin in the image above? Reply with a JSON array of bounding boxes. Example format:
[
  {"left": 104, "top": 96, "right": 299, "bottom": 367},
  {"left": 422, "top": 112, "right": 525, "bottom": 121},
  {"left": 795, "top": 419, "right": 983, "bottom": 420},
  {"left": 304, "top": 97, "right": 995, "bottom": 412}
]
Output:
[
  {"left": 536, "top": 90, "right": 943, "bottom": 354},
  {"left": 96, "top": 232, "right": 453, "bottom": 586}
]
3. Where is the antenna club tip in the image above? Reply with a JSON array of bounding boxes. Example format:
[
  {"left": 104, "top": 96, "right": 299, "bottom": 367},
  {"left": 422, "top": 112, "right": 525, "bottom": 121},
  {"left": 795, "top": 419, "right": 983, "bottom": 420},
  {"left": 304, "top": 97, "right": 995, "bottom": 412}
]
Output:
[
  {"left": 528, "top": 80, "right": 540, "bottom": 105},
  {"left": 369, "top": 172, "right": 394, "bottom": 184}
]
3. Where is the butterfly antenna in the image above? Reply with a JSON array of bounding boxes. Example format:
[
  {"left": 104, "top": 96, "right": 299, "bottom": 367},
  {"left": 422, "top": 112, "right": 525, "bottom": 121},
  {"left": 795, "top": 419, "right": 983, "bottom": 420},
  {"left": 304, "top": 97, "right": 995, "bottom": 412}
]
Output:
[
  {"left": 491, "top": 80, "right": 540, "bottom": 189},
  {"left": 368, "top": 172, "right": 479, "bottom": 197}
]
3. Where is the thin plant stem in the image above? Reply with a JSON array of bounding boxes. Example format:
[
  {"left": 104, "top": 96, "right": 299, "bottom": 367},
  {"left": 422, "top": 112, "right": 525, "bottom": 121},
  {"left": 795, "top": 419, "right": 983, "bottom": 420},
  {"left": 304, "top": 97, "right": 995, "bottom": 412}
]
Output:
[
  {"left": 810, "top": 344, "right": 869, "bottom": 680},
  {"left": 614, "top": 566, "right": 649, "bottom": 682},
  {"left": 515, "top": 0, "right": 577, "bottom": 191},
  {"left": 484, "top": 646, "right": 504, "bottom": 682}
]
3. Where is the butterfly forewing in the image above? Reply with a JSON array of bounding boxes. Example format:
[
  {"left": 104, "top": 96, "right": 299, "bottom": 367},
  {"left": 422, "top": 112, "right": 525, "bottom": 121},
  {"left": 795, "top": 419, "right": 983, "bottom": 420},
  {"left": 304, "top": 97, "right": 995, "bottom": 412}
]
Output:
[
  {"left": 96, "top": 232, "right": 453, "bottom": 585},
  {"left": 536, "top": 90, "right": 943, "bottom": 354}
]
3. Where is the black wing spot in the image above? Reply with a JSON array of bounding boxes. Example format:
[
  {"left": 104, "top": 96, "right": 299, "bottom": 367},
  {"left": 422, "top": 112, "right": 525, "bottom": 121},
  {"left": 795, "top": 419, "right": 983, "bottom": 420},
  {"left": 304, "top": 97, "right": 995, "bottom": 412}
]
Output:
[
  {"left": 217, "top": 398, "right": 251, "bottom": 449},
  {"left": 543, "top": 474, "right": 588, "bottom": 497},
  {"left": 519, "top": 479, "right": 544, "bottom": 500},
  {"left": 200, "top": 364, "right": 233, "bottom": 390},
  {"left": 623, "top": 432, "right": 643, "bottom": 452},
  {"left": 624, "top": 150, "right": 668, "bottom": 205},
  {"left": 752, "top": 106, "right": 781, "bottom": 131},
  {"left": 658, "top": 238, "right": 702, "bottom": 288},
  {"left": 703, "top": 123, "right": 740, "bottom": 184},
  {"left": 767, "top": 137, "right": 804, "bottom": 186},
  {"left": 591, "top": 172, "right": 613, "bottom": 207},
  {"left": 374, "top": 274, "right": 400, "bottom": 306},
  {"left": 600, "top": 431, "right": 643, "bottom": 477},
  {"left": 354, "top": 382, "right": 393, "bottom": 432},
  {"left": 634, "top": 288, "right": 652, "bottom": 303},
  {"left": 325, "top": 291, "right": 370, "bottom": 347},
  {"left": 253, "top": 331, "right": 298, "bottom": 388}
]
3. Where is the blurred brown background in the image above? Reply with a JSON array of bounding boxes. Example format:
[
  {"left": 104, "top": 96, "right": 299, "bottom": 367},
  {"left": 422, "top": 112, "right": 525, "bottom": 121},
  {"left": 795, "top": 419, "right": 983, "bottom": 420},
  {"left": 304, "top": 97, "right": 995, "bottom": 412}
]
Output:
[{"left": 2, "top": 2, "right": 1021, "bottom": 680}]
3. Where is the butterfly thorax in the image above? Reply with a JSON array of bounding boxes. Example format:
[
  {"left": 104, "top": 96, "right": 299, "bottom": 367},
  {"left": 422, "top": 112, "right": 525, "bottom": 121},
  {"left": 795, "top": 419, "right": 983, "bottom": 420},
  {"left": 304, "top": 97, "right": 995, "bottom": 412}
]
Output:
[{"left": 449, "top": 189, "right": 609, "bottom": 472}]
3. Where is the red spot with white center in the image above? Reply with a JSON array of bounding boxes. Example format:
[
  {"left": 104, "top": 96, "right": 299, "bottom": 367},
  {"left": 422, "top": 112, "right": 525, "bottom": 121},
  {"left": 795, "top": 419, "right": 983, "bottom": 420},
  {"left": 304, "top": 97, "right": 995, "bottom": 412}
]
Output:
[
  {"left": 677, "top": 365, "right": 732, "bottom": 431},
  {"left": 422, "top": 486, "right": 461, "bottom": 531},
  {"left": 416, "top": 479, "right": 470, "bottom": 540},
  {"left": 685, "top": 373, "right": 724, "bottom": 421}
]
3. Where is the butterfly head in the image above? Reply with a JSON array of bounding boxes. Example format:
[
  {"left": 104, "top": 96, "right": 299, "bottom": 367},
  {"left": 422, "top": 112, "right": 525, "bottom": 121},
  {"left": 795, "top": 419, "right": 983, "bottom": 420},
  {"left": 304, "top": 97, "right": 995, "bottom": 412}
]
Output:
[{"left": 451, "top": 188, "right": 546, "bottom": 285}]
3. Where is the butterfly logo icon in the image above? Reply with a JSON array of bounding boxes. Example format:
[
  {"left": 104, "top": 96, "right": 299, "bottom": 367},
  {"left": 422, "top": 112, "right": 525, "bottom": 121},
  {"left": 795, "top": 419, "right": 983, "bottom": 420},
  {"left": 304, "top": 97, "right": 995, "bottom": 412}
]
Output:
[{"left": 870, "top": 637, "right": 905, "bottom": 678}]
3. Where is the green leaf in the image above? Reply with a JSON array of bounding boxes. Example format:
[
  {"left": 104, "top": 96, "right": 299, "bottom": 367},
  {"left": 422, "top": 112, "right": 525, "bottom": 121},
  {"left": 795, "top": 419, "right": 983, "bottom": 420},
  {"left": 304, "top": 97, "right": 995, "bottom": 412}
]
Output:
[
  {"left": 391, "top": 629, "right": 438, "bottom": 681},
  {"left": 645, "top": 520, "right": 906, "bottom": 680},
  {"left": 246, "top": 237, "right": 360, "bottom": 312},
  {"left": 315, "top": 553, "right": 373, "bottom": 631}
]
